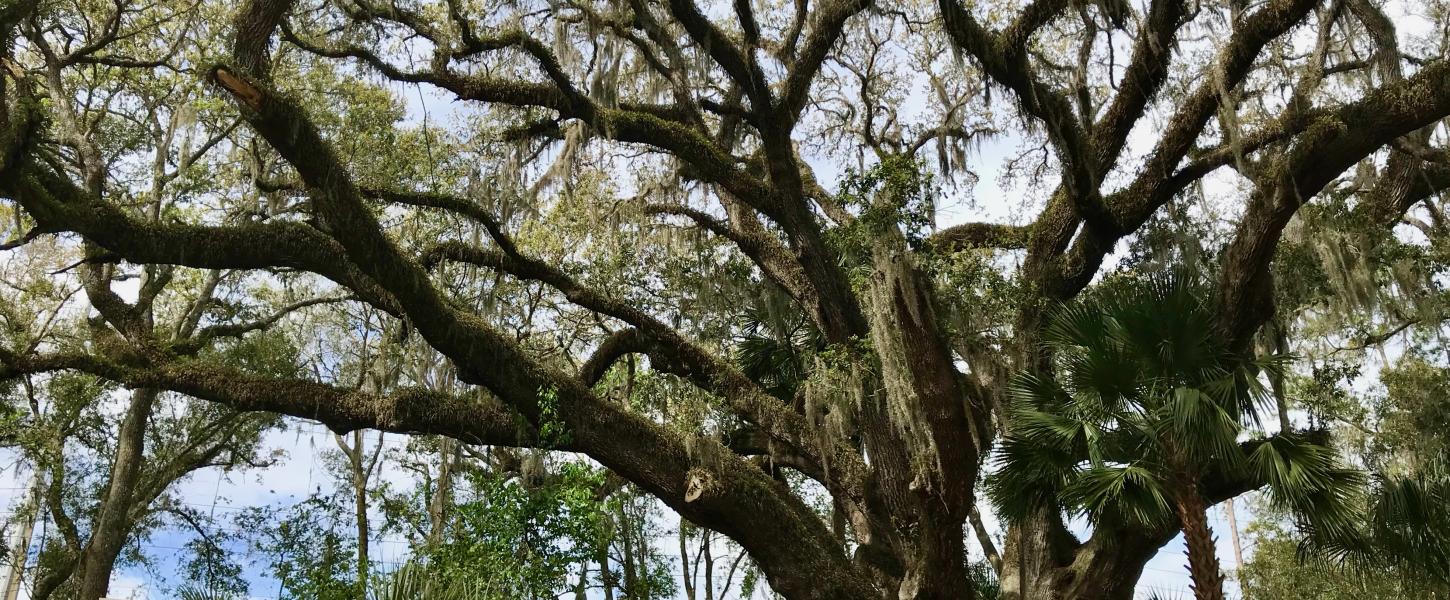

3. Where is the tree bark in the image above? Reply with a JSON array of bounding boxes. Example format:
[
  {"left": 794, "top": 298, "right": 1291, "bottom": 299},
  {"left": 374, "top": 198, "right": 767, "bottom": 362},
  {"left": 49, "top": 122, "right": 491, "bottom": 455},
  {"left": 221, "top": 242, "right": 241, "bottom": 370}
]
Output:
[
  {"left": 1224, "top": 498, "right": 1244, "bottom": 574},
  {"left": 598, "top": 515, "right": 615, "bottom": 600},
  {"left": 680, "top": 519, "right": 695, "bottom": 600},
  {"left": 75, "top": 388, "right": 158, "bottom": 600},
  {"left": 703, "top": 530, "right": 715, "bottom": 600},
  {"left": 335, "top": 429, "right": 380, "bottom": 598},
  {"left": 620, "top": 508, "right": 638, "bottom": 595},
  {"left": 1175, "top": 483, "right": 1225, "bottom": 600},
  {"left": 2, "top": 476, "right": 38, "bottom": 600},
  {"left": 427, "top": 438, "right": 455, "bottom": 546},
  {"left": 574, "top": 560, "right": 589, "bottom": 600},
  {"left": 353, "top": 440, "right": 370, "bottom": 598}
]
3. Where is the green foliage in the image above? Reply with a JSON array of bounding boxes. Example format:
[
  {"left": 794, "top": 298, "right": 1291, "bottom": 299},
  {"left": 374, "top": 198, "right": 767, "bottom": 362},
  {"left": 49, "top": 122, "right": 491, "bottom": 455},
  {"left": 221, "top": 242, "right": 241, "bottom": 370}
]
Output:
[
  {"left": 534, "top": 384, "right": 569, "bottom": 448},
  {"left": 1359, "top": 463, "right": 1450, "bottom": 581},
  {"left": 369, "top": 561, "right": 490, "bottom": 600},
  {"left": 968, "top": 560, "right": 1001, "bottom": 600},
  {"left": 1255, "top": 353, "right": 1450, "bottom": 590},
  {"left": 1294, "top": 360, "right": 1366, "bottom": 430},
  {"left": 238, "top": 493, "right": 359, "bottom": 600},
  {"left": 424, "top": 463, "right": 608, "bottom": 599},
  {"left": 924, "top": 246, "right": 1020, "bottom": 359},
  {"left": 1376, "top": 358, "right": 1450, "bottom": 470},
  {"left": 202, "top": 326, "right": 305, "bottom": 379},
  {"left": 1241, "top": 520, "right": 1446, "bottom": 600},
  {"left": 177, "top": 585, "right": 246, "bottom": 600},
  {"left": 1287, "top": 455, "right": 1450, "bottom": 591},
  {"left": 988, "top": 272, "right": 1360, "bottom": 533},
  {"left": 827, "top": 155, "right": 936, "bottom": 278},
  {"left": 175, "top": 514, "right": 249, "bottom": 598},
  {"left": 603, "top": 489, "right": 678, "bottom": 600},
  {"left": 1243, "top": 433, "right": 1362, "bottom": 536},
  {"left": 734, "top": 297, "right": 820, "bottom": 400}
]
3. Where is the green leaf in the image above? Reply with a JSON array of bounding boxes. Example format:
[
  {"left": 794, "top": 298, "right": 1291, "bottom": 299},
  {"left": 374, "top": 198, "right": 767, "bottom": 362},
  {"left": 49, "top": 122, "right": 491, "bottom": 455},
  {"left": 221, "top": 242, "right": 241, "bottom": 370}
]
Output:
[{"left": 1060, "top": 463, "right": 1173, "bottom": 528}]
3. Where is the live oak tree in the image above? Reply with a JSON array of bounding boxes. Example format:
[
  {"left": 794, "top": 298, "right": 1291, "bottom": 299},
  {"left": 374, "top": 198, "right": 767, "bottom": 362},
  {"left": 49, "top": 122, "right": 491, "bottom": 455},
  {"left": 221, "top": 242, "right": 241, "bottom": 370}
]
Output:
[
  {"left": 0, "top": 329, "right": 284, "bottom": 600},
  {"left": 0, "top": 142, "right": 288, "bottom": 598},
  {"left": 2, "top": 0, "right": 1450, "bottom": 595}
]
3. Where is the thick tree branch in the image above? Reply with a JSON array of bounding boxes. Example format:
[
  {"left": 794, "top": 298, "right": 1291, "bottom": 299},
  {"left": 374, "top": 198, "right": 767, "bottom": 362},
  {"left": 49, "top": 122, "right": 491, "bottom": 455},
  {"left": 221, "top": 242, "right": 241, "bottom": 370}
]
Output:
[
  {"left": 0, "top": 348, "right": 545, "bottom": 448},
  {"left": 664, "top": 0, "right": 773, "bottom": 107},
  {"left": 778, "top": 0, "right": 872, "bottom": 121},
  {"left": 0, "top": 161, "right": 403, "bottom": 316},
  {"left": 172, "top": 295, "right": 351, "bottom": 354},
  {"left": 644, "top": 202, "right": 818, "bottom": 305},
  {"left": 1089, "top": 0, "right": 1189, "bottom": 170},
  {"left": 212, "top": 16, "right": 878, "bottom": 589},
  {"left": 938, "top": 0, "right": 1108, "bottom": 227},
  {"left": 579, "top": 328, "right": 648, "bottom": 387},
  {"left": 1108, "top": 0, "right": 1320, "bottom": 227},
  {"left": 1217, "top": 59, "right": 1450, "bottom": 344},
  {"left": 1043, "top": 0, "right": 1325, "bottom": 295},
  {"left": 418, "top": 239, "right": 856, "bottom": 482},
  {"left": 928, "top": 222, "right": 1032, "bottom": 251}
]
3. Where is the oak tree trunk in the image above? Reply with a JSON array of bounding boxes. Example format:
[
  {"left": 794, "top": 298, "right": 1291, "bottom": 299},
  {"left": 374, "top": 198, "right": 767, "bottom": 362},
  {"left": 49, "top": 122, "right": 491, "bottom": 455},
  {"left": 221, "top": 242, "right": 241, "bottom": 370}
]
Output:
[
  {"left": 76, "top": 388, "right": 158, "bottom": 600},
  {"left": 351, "top": 431, "right": 370, "bottom": 598}
]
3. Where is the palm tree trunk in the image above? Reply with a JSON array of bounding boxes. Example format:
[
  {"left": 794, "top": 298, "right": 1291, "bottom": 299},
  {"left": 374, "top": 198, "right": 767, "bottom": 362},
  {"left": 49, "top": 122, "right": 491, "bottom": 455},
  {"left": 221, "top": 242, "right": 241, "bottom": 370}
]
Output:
[{"left": 1175, "top": 482, "right": 1225, "bottom": 600}]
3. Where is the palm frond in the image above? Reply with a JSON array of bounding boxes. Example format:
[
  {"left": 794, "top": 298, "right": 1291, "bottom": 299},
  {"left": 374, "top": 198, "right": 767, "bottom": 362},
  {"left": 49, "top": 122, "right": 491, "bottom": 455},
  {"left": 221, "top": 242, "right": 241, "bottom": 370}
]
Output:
[
  {"left": 1042, "top": 302, "right": 1115, "bottom": 351},
  {"left": 1156, "top": 386, "right": 1244, "bottom": 468},
  {"left": 177, "top": 586, "right": 242, "bottom": 600},
  {"left": 1007, "top": 371, "right": 1073, "bottom": 410},
  {"left": 1247, "top": 432, "right": 1366, "bottom": 539},
  {"left": 987, "top": 434, "right": 1079, "bottom": 524},
  {"left": 1060, "top": 463, "right": 1173, "bottom": 528},
  {"left": 735, "top": 334, "right": 806, "bottom": 398},
  {"left": 1359, "top": 460, "right": 1450, "bottom": 581},
  {"left": 371, "top": 561, "right": 489, "bottom": 600}
]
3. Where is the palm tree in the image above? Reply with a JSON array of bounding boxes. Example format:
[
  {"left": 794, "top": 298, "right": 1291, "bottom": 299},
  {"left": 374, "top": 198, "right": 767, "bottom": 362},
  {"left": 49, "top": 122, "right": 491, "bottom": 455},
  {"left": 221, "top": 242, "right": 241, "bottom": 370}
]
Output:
[
  {"left": 369, "top": 561, "right": 489, "bottom": 600},
  {"left": 988, "top": 273, "right": 1361, "bottom": 600},
  {"left": 177, "top": 586, "right": 243, "bottom": 600},
  {"left": 1303, "top": 452, "right": 1450, "bottom": 597}
]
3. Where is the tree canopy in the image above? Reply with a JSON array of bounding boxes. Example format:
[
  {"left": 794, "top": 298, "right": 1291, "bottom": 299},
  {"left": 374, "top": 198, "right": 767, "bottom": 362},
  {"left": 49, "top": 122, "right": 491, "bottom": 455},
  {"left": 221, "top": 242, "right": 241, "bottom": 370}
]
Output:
[{"left": 1, "top": 0, "right": 1449, "bottom": 595}]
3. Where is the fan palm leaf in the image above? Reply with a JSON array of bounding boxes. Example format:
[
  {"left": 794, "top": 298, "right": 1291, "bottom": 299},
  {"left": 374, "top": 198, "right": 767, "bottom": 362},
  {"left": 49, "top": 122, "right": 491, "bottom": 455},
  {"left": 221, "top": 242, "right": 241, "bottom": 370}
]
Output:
[{"left": 989, "top": 270, "right": 1363, "bottom": 600}]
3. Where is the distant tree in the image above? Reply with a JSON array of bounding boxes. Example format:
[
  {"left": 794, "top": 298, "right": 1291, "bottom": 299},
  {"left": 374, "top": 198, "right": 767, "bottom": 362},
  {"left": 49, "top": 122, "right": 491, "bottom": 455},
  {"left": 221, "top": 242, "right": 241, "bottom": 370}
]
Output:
[{"left": 239, "top": 493, "right": 359, "bottom": 600}]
